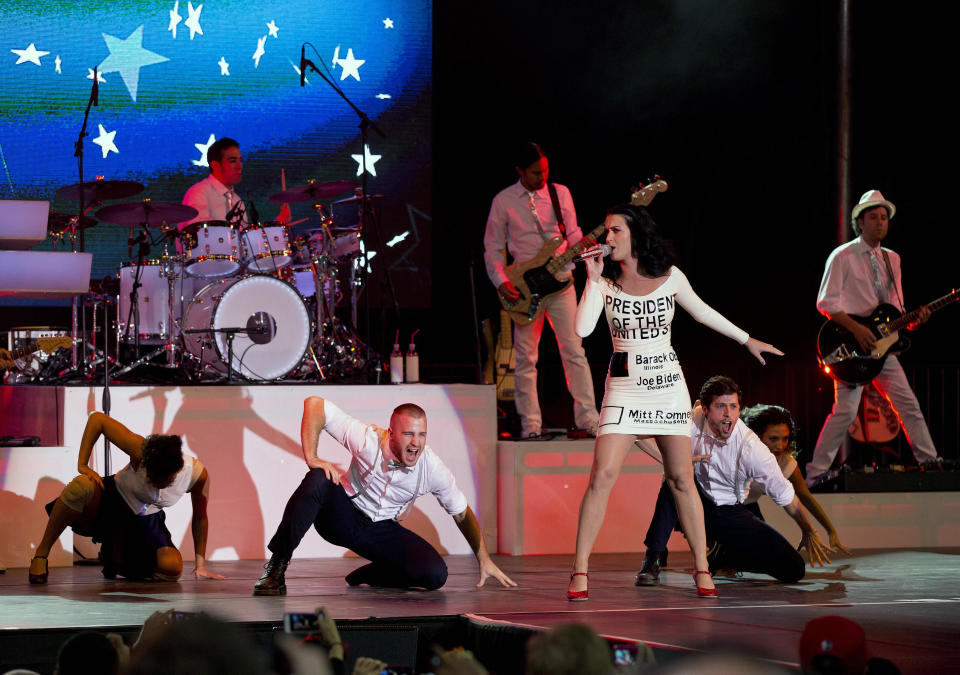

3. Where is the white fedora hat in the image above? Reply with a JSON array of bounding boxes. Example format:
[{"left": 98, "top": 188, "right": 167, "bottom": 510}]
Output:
[{"left": 851, "top": 189, "right": 896, "bottom": 223}]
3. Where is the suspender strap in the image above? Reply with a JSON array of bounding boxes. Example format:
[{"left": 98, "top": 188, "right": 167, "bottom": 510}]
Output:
[{"left": 547, "top": 183, "right": 567, "bottom": 239}]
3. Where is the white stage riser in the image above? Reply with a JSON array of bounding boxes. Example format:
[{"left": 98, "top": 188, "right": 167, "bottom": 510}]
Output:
[
  {"left": 0, "top": 384, "right": 496, "bottom": 567},
  {"left": 497, "top": 440, "right": 960, "bottom": 555}
]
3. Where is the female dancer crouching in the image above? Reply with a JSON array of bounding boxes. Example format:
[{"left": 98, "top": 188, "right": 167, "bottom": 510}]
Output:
[{"left": 567, "top": 204, "right": 781, "bottom": 598}]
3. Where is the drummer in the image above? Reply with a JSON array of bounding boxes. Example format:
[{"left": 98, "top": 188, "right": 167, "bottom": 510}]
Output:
[
  {"left": 180, "top": 137, "right": 290, "bottom": 230},
  {"left": 181, "top": 137, "right": 248, "bottom": 230}
]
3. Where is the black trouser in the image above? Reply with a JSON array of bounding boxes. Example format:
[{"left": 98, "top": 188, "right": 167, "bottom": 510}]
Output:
[
  {"left": 267, "top": 469, "right": 448, "bottom": 590},
  {"left": 642, "top": 481, "right": 806, "bottom": 583}
]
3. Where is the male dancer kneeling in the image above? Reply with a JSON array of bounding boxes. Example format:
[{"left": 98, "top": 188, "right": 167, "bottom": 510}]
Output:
[
  {"left": 634, "top": 376, "right": 833, "bottom": 585},
  {"left": 29, "top": 412, "right": 223, "bottom": 583},
  {"left": 254, "top": 397, "right": 516, "bottom": 595}
]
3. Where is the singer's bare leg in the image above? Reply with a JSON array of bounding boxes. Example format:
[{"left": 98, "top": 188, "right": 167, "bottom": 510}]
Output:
[
  {"left": 658, "top": 434, "right": 714, "bottom": 591},
  {"left": 568, "top": 433, "right": 634, "bottom": 594}
]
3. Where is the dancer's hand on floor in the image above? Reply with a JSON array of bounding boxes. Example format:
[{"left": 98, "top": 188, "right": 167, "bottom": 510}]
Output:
[{"left": 799, "top": 530, "right": 836, "bottom": 567}]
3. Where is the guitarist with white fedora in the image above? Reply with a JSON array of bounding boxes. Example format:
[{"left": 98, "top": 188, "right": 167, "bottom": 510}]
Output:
[
  {"left": 807, "top": 189, "right": 939, "bottom": 487},
  {"left": 483, "top": 142, "right": 600, "bottom": 439}
]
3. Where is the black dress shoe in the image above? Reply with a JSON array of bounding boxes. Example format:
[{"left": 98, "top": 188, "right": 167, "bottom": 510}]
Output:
[
  {"left": 253, "top": 556, "right": 289, "bottom": 596},
  {"left": 634, "top": 550, "right": 667, "bottom": 586}
]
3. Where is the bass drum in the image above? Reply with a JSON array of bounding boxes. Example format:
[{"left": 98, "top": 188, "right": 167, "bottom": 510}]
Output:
[{"left": 182, "top": 274, "right": 312, "bottom": 381}]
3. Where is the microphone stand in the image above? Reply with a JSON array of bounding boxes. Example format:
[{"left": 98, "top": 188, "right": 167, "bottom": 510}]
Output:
[
  {"left": 74, "top": 67, "right": 111, "bottom": 471},
  {"left": 182, "top": 326, "right": 264, "bottom": 383},
  {"left": 301, "top": 49, "right": 396, "bottom": 369}
]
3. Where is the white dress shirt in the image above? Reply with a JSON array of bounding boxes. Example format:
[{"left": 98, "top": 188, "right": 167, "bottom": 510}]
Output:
[
  {"left": 817, "top": 235, "right": 905, "bottom": 317},
  {"left": 743, "top": 452, "right": 797, "bottom": 505},
  {"left": 321, "top": 401, "right": 469, "bottom": 522},
  {"left": 692, "top": 417, "right": 795, "bottom": 507},
  {"left": 114, "top": 455, "right": 204, "bottom": 516},
  {"left": 483, "top": 180, "right": 583, "bottom": 288},
  {"left": 180, "top": 174, "right": 246, "bottom": 230}
]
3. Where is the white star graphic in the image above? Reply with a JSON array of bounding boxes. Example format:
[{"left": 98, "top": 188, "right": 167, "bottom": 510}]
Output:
[
  {"left": 335, "top": 48, "right": 365, "bottom": 82},
  {"left": 351, "top": 144, "right": 381, "bottom": 177},
  {"left": 252, "top": 35, "right": 267, "bottom": 68},
  {"left": 383, "top": 18, "right": 394, "bottom": 29},
  {"left": 192, "top": 133, "right": 216, "bottom": 167},
  {"left": 55, "top": 55, "right": 62, "bottom": 74},
  {"left": 98, "top": 26, "right": 169, "bottom": 102},
  {"left": 217, "top": 56, "right": 229, "bottom": 76},
  {"left": 168, "top": 0, "right": 183, "bottom": 39},
  {"left": 11, "top": 43, "right": 49, "bottom": 66},
  {"left": 93, "top": 124, "right": 119, "bottom": 159},
  {"left": 331, "top": 45, "right": 340, "bottom": 67},
  {"left": 184, "top": 2, "right": 203, "bottom": 40},
  {"left": 375, "top": 93, "right": 391, "bottom": 99},
  {"left": 87, "top": 68, "right": 107, "bottom": 83},
  {"left": 266, "top": 20, "right": 279, "bottom": 38}
]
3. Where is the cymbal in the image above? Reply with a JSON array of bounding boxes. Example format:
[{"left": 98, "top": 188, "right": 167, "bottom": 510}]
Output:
[
  {"left": 268, "top": 180, "right": 358, "bottom": 203},
  {"left": 55, "top": 180, "right": 144, "bottom": 203},
  {"left": 179, "top": 219, "right": 228, "bottom": 237},
  {"left": 333, "top": 194, "right": 383, "bottom": 205},
  {"left": 95, "top": 200, "right": 199, "bottom": 227},
  {"left": 47, "top": 212, "right": 97, "bottom": 233}
]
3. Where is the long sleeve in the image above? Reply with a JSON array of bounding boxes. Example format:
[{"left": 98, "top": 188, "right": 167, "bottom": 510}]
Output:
[
  {"left": 483, "top": 196, "right": 510, "bottom": 288},
  {"left": 575, "top": 279, "right": 605, "bottom": 338},
  {"left": 672, "top": 268, "right": 749, "bottom": 345},
  {"left": 816, "top": 248, "right": 847, "bottom": 317}
]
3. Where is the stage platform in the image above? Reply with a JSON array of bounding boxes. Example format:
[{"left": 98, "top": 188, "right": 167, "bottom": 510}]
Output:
[{"left": 2, "top": 551, "right": 959, "bottom": 674}]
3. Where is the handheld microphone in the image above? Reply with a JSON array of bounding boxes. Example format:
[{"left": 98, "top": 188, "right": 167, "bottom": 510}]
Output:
[
  {"left": 92, "top": 67, "right": 99, "bottom": 106},
  {"left": 574, "top": 244, "right": 612, "bottom": 262},
  {"left": 300, "top": 45, "right": 306, "bottom": 86}
]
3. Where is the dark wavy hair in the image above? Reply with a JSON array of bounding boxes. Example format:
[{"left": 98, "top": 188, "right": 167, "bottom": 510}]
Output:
[
  {"left": 604, "top": 204, "right": 675, "bottom": 281},
  {"left": 141, "top": 434, "right": 184, "bottom": 485},
  {"left": 742, "top": 404, "right": 797, "bottom": 455},
  {"left": 699, "top": 375, "right": 741, "bottom": 410}
]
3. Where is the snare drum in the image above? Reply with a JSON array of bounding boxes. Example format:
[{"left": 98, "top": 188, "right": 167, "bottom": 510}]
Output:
[
  {"left": 241, "top": 223, "right": 293, "bottom": 272},
  {"left": 183, "top": 221, "right": 241, "bottom": 278},
  {"left": 182, "top": 274, "right": 312, "bottom": 380}
]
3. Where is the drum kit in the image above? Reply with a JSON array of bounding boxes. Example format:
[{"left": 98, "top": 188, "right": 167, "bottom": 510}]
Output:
[{"left": 38, "top": 177, "right": 379, "bottom": 383}]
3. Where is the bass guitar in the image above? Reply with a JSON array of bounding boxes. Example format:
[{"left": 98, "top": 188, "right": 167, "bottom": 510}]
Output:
[
  {"left": 1, "top": 336, "right": 73, "bottom": 365},
  {"left": 817, "top": 288, "right": 958, "bottom": 385},
  {"left": 497, "top": 179, "right": 668, "bottom": 325}
]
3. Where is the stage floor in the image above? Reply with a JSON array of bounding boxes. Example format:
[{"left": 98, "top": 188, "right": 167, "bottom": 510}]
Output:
[{"left": 3, "top": 550, "right": 959, "bottom": 673}]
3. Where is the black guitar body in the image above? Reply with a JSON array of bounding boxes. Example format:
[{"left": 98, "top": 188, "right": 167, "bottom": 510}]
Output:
[{"left": 816, "top": 303, "right": 910, "bottom": 385}]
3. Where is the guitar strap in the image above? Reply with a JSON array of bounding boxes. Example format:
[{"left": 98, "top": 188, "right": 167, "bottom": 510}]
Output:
[
  {"left": 880, "top": 249, "right": 905, "bottom": 311},
  {"left": 547, "top": 183, "right": 568, "bottom": 240}
]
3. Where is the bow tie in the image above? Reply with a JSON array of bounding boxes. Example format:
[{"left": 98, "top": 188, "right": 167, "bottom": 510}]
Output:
[
  {"left": 702, "top": 434, "right": 727, "bottom": 449},
  {"left": 387, "top": 460, "right": 412, "bottom": 472}
]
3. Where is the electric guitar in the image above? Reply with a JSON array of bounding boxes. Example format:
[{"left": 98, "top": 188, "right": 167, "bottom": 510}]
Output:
[
  {"left": 817, "top": 288, "right": 959, "bottom": 385},
  {"left": 1, "top": 336, "right": 73, "bottom": 366},
  {"left": 481, "top": 310, "right": 516, "bottom": 401},
  {"left": 497, "top": 179, "right": 668, "bottom": 325}
]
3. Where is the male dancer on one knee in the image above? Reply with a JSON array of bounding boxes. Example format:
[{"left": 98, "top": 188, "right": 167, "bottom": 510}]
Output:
[
  {"left": 635, "top": 376, "right": 833, "bottom": 585},
  {"left": 29, "top": 412, "right": 223, "bottom": 584},
  {"left": 254, "top": 397, "right": 516, "bottom": 595}
]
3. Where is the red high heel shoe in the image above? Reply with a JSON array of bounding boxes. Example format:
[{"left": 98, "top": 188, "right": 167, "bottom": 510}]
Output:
[
  {"left": 567, "top": 572, "right": 589, "bottom": 601},
  {"left": 693, "top": 570, "right": 717, "bottom": 597}
]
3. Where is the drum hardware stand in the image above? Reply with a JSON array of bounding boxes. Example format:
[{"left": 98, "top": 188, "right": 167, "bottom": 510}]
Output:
[
  {"left": 299, "top": 46, "right": 389, "bottom": 376},
  {"left": 183, "top": 325, "right": 263, "bottom": 383}
]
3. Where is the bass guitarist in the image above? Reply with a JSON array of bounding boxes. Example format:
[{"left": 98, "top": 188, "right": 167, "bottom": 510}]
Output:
[
  {"left": 807, "top": 189, "right": 939, "bottom": 486},
  {"left": 483, "top": 142, "right": 599, "bottom": 439}
]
